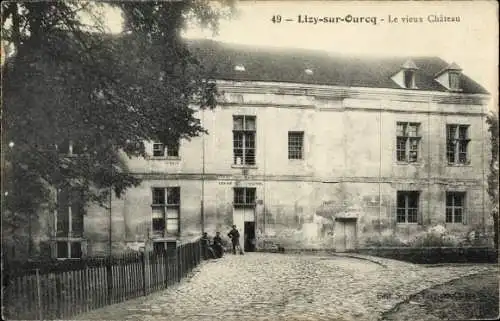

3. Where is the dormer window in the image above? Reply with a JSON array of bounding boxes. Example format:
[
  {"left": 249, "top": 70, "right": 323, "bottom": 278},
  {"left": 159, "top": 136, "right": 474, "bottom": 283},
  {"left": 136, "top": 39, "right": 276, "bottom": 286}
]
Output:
[
  {"left": 404, "top": 70, "right": 415, "bottom": 89},
  {"left": 391, "top": 59, "right": 418, "bottom": 89},
  {"left": 449, "top": 72, "right": 460, "bottom": 90},
  {"left": 304, "top": 68, "right": 314, "bottom": 75},
  {"left": 435, "top": 62, "right": 462, "bottom": 92}
]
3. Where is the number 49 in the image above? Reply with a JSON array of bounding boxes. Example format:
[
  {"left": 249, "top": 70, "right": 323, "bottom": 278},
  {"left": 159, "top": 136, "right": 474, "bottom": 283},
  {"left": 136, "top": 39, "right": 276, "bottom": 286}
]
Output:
[{"left": 271, "top": 15, "right": 282, "bottom": 23}]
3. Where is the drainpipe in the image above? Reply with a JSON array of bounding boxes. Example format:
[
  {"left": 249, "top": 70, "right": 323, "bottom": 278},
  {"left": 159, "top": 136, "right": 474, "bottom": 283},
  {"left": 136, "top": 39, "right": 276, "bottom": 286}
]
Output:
[
  {"left": 378, "top": 109, "right": 382, "bottom": 235},
  {"left": 109, "top": 186, "right": 112, "bottom": 256},
  {"left": 201, "top": 108, "right": 205, "bottom": 234}
]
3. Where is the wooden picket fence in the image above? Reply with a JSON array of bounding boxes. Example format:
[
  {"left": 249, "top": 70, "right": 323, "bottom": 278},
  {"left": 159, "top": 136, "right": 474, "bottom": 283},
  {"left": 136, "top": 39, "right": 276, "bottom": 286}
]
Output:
[{"left": 2, "top": 240, "right": 203, "bottom": 320}]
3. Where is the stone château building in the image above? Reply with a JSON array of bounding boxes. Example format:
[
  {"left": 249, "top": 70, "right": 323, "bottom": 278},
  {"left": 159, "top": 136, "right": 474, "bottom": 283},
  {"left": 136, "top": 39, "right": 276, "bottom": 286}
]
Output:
[{"left": 30, "top": 40, "right": 495, "bottom": 258}]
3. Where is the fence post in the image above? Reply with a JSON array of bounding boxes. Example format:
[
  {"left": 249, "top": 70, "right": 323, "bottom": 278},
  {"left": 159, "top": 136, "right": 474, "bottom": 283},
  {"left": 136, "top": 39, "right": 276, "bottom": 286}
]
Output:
[
  {"left": 35, "top": 269, "right": 42, "bottom": 321},
  {"left": 164, "top": 251, "right": 169, "bottom": 288},
  {"left": 176, "top": 245, "right": 181, "bottom": 282},
  {"left": 106, "top": 258, "right": 112, "bottom": 305},
  {"left": 141, "top": 252, "right": 146, "bottom": 296}
]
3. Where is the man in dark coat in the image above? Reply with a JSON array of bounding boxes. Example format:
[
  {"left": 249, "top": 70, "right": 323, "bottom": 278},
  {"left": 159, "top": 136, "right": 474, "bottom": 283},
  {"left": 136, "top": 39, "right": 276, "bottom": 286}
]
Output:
[
  {"left": 212, "top": 232, "right": 224, "bottom": 258},
  {"left": 227, "top": 225, "right": 243, "bottom": 255}
]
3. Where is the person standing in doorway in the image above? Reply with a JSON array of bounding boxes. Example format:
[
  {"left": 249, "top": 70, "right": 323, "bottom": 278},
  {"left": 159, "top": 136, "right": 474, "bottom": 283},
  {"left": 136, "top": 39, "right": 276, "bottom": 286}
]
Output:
[{"left": 227, "top": 225, "right": 243, "bottom": 255}]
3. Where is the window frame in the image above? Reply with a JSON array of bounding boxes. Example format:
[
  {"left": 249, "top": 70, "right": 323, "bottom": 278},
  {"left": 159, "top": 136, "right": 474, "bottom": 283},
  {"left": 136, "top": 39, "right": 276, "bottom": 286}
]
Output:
[
  {"left": 233, "top": 187, "right": 256, "bottom": 207},
  {"left": 396, "top": 122, "right": 421, "bottom": 163},
  {"left": 448, "top": 72, "right": 461, "bottom": 91},
  {"left": 446, "top": 192, "right": 466, "bottom": 224},
  {"left": 446, "top": 124, "right": 470, "bottom": 165},
  {"left": 288, "top": 131, "right": 304, "bottom": 160},
  {"left": 151, "top": 141, "right": 180, "bottom": 158},
  {"left": 403, "top": 70, "right": 415, "bottom": 89},
  {"left": 55, "top": 187, "right": 84, "bottom": 259},
  {"left": 151, "top": 187, "right": 181, "bottom": 236},
  {"left": 396, "top": 191, "right": 420, "bottom": 224},
  {"left": 233, "top": 115, "right": 256, "bottom": 166}
]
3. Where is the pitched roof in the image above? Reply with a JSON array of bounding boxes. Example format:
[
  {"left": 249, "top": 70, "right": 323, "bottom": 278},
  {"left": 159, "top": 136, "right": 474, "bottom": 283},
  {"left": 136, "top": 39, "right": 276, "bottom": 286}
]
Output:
[{"left": 186, "top": 39, "right": 488, "bottom": 95}]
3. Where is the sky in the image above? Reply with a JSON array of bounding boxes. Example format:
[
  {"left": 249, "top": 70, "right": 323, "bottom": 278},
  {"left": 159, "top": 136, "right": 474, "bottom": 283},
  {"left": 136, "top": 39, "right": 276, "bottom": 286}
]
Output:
[{"left": 85, "top": 0, "right": 499, "bottom": 109}]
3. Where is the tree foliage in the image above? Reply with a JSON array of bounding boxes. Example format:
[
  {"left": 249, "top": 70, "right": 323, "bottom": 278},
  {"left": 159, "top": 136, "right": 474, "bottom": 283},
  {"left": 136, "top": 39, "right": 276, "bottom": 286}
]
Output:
[
  {"left": 486, "top": 111, "right": 499, "bottom": 249},
  {"left": 1, "top": 0, "right": 233, "bottom": 221}
]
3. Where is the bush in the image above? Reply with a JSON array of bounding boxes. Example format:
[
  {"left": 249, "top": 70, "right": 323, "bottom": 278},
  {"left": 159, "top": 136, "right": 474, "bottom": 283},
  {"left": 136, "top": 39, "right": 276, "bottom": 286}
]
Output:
[
  {"left": 365, "top": 234, "right": 409, "bottom": 247},
  {"left": 410, "top": 225, "right": 463, "bottom": 247}
]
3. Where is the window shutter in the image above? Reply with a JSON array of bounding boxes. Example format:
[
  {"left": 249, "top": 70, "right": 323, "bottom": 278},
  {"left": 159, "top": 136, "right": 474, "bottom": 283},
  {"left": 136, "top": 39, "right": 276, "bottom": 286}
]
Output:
[{"left": 418, "top": 210, "right": 423, "bottom": 225}]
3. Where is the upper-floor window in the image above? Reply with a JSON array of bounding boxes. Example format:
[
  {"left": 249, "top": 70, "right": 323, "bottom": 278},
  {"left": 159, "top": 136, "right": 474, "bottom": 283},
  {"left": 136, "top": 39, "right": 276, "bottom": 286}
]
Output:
[
  {"left": 288, "top": 131, "right": 304, "bottom": 160},
  {"left": 152, "top": 187, "right": 180, "bottom": 236},
  {"left": 396, "top": 191, "right": 419, "bottom": 223},
  {"left": 233, "top": 116, "right": 256, "bottom": 166},
  {"left": 396, "top": 122, "right": 421, "bottom": 162},
  {"left": 446, "top": 192, "right": 465, "bottom": 224},
  {"left": 446, "top": 125, "right": 470, "bottom": 164},
  {"left": 152, "top": 142, "right": 179, "bottom": 158},
  {"left": 233, "top": 187, "right": 256, "bottom": 207},
  {"left": 448, "top": 72, "right": 461, "bottom": 91}
]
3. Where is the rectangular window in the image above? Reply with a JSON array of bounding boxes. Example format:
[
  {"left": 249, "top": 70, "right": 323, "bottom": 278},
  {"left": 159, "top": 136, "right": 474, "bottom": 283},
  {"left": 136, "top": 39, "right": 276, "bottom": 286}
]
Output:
[
  {"left": 396, "top": 191, "right": 420, "bottom": 223},
  {"left": 404, "top": 70, "right": 415, "bottom": 88},
  {"left": 288, "top": 131, "right": 304, "bottom": 160},
  {"left": 152, "top": 142, "right": 180, "bottom": 158},
  {"left": 396, "top": 122, "right": 421, "bottom": 162},
  {"left": 151, "top": 187, "right": 180, "bottom": 236},
  {"left": 234, "top": 187, "right": 256, "bottom": 207},
  {"left": 446, "top": 125, "right": 470, "bottom": 164},
  {"left": 449, "top": 72, "right": 460, "bottom": 90},
  {"left": 233, "top": 116, "right": 256, "bottom": 165},
  {"left": 56, "top": 241, "right": 82, "bottom": 259},
  {"left": 58, "top": 140, "right": 84, "bottom": 156},
  {"left": 446, "top": 192, "right": 465, "bottom": 223},
  {"left": 56, "top": 187, "right": 84, "bottom": 238}
]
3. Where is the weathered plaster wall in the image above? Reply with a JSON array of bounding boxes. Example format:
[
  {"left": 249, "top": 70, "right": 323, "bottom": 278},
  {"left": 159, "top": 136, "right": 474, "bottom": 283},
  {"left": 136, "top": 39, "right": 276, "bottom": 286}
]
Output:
[{"left": 76, "top": 83, "right": 492, "bottom": 253}]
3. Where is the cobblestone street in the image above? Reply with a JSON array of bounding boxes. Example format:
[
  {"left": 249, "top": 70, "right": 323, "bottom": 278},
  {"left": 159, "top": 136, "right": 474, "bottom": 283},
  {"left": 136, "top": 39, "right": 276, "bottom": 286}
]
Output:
[{"left": 75, "top": 253, "right": 496, "bottom": 321}]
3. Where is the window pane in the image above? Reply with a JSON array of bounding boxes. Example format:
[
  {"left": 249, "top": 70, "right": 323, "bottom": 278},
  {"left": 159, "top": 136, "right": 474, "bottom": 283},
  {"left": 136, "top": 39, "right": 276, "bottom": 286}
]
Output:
[
  {"left": 153, "top": 143, "right": 164, "bottom": 157},
  {"left": 454, "top": 193, "right": 464, "bottom": 207},
  {"left": 458, "top": 126, "right": 468, "bottom": 140},
  {"left": 245, "top": 188, "right": 256, "bottom": 204},
  {"left": 152, "top": 218, "right": 165, "bottom": 232},
  {"left": 166, "top": 143, "right": 179, "bottom": 157},
  {"left": 397, "top": 192, "right": 405, "bottom": 208},
  {"left": 446, "top": 208, "right": 453, "bottom": 223},
  {"left": 244, "top": 116, "right": 256, "bottom": 131},
  {"left": 234, "top": 148, "right": 243, "bottom": 164},
  {"left": 447, "top": 125, "right": 457, "bottom": 140},
  {"left": 396, "top": 209, "right": 406, "bottom": 223},
  {"left": 57, "top": 241, "right": 68, "bottom": 258},
  {"left": 234, "top": 188, "right": 245, "bottom": 204},
  {"left": 407, "top": 124, "right": 418, "bottom": 137},
  {"left": 446, "top": 140, "right": 456, "bottom": 163},
  {"left": 233, "top": 116, "right": 244, "bottom": 130},
  {"left": 70, "top": 242, "right": 82, "bottom": 259},
  {"left": 454, "top": 209, "right": 463, "bottom": 223},
  {"left": 396, "top": 123, "right": 406, "bottom": 137},
  {"left": 449, "top": 73, "right": 460, "bottom": 89},
  {"left": 244, "top": 133, "right": 255, "bottom": 148},
  {"left": 407, "top": 193, "right": 419, "bottom": 208},
  {"left": 166, "top": 219, "right": 179, "bottom": 233},
  {"left": 57, "top": 189, "right": 70, "bottom": 236},
  {"left": 409, "top": 139, "right": 418, "bottom": 162},
  {"left": 166, "top": 208, "right": 179, "bottom": 219},
  {"left": 407, "top": 209, "right": 418, "bottom": 223},
  {"left": 245, "top": 148, "right": 255, "bottom": 165},
  {"left": 446, "top": 193, "right": 453, "bottom": 206},
  {"left": 396, "top": 137, "right": 407, "bottom": 161},
  {"left": 152, "top": 206, "right": 165, "bottom": 219},
  {"left": 167, "top": 187, "right": 180, "bottom": 205},
  {"left": 153, "top": 188, "right": 165, "bottom": 204}
]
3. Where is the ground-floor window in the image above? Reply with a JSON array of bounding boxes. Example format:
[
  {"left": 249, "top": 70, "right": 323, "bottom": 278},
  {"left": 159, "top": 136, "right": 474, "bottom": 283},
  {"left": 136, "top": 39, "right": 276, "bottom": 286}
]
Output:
[
  {"left": 56, "top": 240, "right": 82, "bottom": 259},
  {"left": 233, "top": 187, "right": 256, "bottom": 206},
  {"left": 152, "top": 187, "right": 180, "bottom": 236},
  {"left": 396, "top": 191, "right": 420, "bottom": 223},
  {"left": 446, "top": 192, "right": 465, "bottom": 223}
]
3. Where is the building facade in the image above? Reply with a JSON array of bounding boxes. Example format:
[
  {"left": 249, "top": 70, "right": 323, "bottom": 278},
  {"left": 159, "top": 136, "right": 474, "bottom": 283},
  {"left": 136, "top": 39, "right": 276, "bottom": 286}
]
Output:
[{"left": 29, "top": 40, "right": 494, "bottom": 257}]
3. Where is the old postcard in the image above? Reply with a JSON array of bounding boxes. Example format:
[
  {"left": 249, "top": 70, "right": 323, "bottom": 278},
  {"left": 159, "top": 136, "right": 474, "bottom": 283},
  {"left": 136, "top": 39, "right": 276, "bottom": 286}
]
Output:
[{"left": 2, "top": 0, "right": 498, "bottom": 320}]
